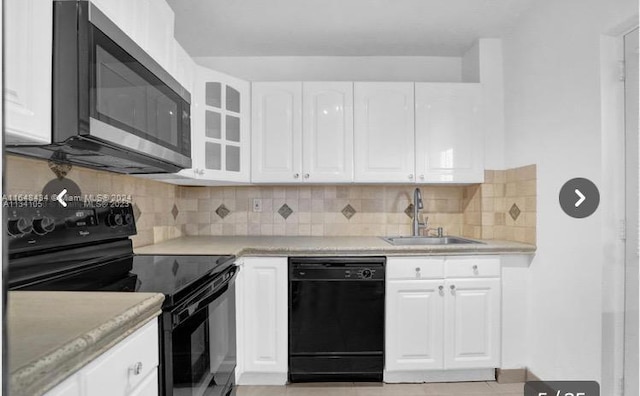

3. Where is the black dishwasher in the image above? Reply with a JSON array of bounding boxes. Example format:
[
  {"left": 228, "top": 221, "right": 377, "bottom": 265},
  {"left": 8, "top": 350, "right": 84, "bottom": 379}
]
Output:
[{"left": 288, "top": 257, "right": 385, "bottom": 382}]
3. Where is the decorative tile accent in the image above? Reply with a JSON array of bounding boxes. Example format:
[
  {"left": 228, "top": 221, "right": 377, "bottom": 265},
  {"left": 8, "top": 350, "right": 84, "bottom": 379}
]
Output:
[
  {"left": 404, "top": 204, "right": 415, "bottom": 218},
  {"left": 341, "top": 204, "right": 357, "bottom": 220},
  {"left": 47, "top": 159, "right": 72, "bottom": 179},
  {"left": 132, "top": 203, "right": 142, "bottom": 221},
  {"left": 278, "top": 203, "right": 293, "bottom": 220},
  {"left": 171, "top": 204, "right": 179, "bottom": 220},
  {"left": 509, "top": 203, "right": 521, "bottom": 221},
  {"left": 215, "top": 204, "right": 230, "bottom": 219},
  {"left": 172, "top": 260, "right": 179, "bottom": 276}
]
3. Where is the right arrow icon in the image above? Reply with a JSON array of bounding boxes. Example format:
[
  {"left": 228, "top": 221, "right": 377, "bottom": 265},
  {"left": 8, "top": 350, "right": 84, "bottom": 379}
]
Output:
[
  {"left": 574, "top": 189, "right": 585, "bottom": 207},
  {"left": 559, "top": 178, "right": 600, "bottom": 218}
]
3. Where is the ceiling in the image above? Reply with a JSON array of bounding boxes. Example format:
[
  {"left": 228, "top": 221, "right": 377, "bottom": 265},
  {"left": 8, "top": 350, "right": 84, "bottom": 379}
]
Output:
[{"left": 167, "top": 0, "right": 534, "bottom": 57}]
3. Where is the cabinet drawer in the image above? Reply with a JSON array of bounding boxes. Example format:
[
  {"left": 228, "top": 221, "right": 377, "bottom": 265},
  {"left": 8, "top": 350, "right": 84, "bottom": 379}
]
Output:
[
  {"left": 81, "top": 319, "right": 159, "bottom": 395},
  {"left": 445, "top": 257, "right": 500, "bottom": 278},
  {"left": 387, "top": 257, "right": 444, "bottom": 280}
]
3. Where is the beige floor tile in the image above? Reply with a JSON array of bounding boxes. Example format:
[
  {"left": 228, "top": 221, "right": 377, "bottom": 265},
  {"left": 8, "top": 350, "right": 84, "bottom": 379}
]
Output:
[
  {"left": 486, "top": 381, "right": 525, "bottom": 394},
  {"left": 236, "top": 385, "right": 287, "bottom": 396},
  {"left": 286, "top": 383, "right": 358, "bottom": 396},
  {"left": 423, "top": 381, "right": 494, "bottom": 395},
  {"left": 353, "top": 383, "right": 428, "bottom": 396}
]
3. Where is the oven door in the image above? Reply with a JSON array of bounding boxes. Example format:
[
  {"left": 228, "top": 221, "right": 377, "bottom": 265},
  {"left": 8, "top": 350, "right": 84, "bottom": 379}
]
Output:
[{"left": 166, "top": 269, "right": 237, "bottom": 396}]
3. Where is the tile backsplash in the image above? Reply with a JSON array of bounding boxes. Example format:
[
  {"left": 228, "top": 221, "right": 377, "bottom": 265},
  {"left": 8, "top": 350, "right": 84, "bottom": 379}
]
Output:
[
  {"left": 5, "top": 155, "right": 183, "bottom": 248},
  {"left": 5, "top": 155, "right": 536, "bottom": 247},
  {"left": 462, "top": 165, "right": 537, "bottom": 245},
  {"left": 175, "top": 184, "right": 465, "bottom": 237}
]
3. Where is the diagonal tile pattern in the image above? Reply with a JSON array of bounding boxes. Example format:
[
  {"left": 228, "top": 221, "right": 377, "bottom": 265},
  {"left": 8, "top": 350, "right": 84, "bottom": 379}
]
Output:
[
  {"left": 341, "top": 204, "right": 356, "bottom": 220},
  {"left": 278, "top": 203, "right": 294, "bottom": 220},
  {"left": 215, "top": 204, "right": 230, "bottom": 219}
]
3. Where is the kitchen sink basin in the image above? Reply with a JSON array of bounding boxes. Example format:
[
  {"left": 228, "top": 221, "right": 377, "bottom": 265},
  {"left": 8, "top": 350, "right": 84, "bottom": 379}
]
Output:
[{"left": 380, "top": 236, "right": 484, "bottom": 246}]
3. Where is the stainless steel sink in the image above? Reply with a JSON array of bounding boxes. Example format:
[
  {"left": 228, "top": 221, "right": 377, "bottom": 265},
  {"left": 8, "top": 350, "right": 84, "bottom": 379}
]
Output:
[{"left": 380, "top": 236, "right": 484, "bottom": 246}]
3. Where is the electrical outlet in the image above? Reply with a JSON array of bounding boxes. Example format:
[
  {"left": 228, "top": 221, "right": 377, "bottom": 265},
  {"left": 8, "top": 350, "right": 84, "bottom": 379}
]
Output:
[{"left": 252, "top": 198, "right": 262, "bottom": 212}]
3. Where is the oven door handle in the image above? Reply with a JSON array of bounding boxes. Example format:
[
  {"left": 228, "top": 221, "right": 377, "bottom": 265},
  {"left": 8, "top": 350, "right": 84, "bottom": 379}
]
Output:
[{"left": 172, "top": 268, "right": 238, "bottom": 327}]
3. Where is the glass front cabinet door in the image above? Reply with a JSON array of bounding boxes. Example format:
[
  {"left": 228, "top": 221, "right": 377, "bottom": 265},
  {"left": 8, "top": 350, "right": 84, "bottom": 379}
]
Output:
[{"left": 184, "top": 66, "right": 250, "bottom": 183}]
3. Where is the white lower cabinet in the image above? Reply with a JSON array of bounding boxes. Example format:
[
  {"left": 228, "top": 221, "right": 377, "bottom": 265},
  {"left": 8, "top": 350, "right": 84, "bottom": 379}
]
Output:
[
  {"left": 385, "top": 256, "right": 501, "bottom": 381},
  {"left": 236, "top": 257, "right": 288, "bottom": 385},
  {"left": 386, "top": 280, "right": 444, "bottom": 371},
  {"left": 44, "top": 319, "right": 159, "bottom": 396},
  {"left": 444, "top": 278, "right": 501, "bottom": 369}
]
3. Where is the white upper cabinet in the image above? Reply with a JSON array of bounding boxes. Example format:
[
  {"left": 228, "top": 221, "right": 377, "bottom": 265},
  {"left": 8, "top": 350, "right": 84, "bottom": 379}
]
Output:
[
  {"left": 415, "top": 83, "right": 484, "bottom": 183},
  {"left": 4, "top": 0, "right": 52, "bottom": 145},
  {"left": 354, "top": 82, "right": 415, "bottom": 183},
  {"left": 91, "top": 0, "right": 176, "bottom": 86},
  {"left": 183, "top": 66, "right": 250, "bottom": 182},
  {"left": 302, "top": 82, "right": 354, "bottom": 183},
  {"left": 252, "top": 82, "right": 353, "bottom": 183},
  {"left": 251, "top": 82, "right": 303, "bottom": 183}
]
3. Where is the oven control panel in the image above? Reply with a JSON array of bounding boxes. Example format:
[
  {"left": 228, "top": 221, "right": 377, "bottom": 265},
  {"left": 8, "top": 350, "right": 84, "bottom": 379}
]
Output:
[{"left": 6, "top": 202, "right": 136, "bottom": 253}]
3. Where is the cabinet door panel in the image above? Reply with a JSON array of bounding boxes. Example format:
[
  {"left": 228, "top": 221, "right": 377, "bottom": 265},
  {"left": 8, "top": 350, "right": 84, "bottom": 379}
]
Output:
[
  {"left": 354, "top": 82, "right": 414, "bottom": 182},
  {"left": 415, "top": 83, "right": 483, "bottom": 183},
  {"left": 80, "top": 320, "right": 158, "bottom": 396},
  {"left": 444, "top": 278, "right": 500, "bottom": 369},
  {"left": 241, "top": 258, "right": 288, "bottom": 374},
  {"left": 128, "top": 370, "right": 158, "bottom": 396},
  {"left": 187, "top": 66, "right": 250, "bottom": 182},
  {"left": 302, "top": 82, "right": 354, "bottom": 182},
  {"left": 386, "top": 280, "right": 444, "bottom": 371},
  {"left": 4, "top": 0, "right": 52, "bottom": 145},
  {"left": 251, "top": 83, "right": 302, "bottom": 183}
]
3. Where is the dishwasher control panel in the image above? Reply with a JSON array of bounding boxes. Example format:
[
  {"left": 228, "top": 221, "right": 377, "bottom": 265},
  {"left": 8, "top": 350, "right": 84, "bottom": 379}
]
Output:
[{"left": 289, "top": 258, "right": 386, "bottom": 281}]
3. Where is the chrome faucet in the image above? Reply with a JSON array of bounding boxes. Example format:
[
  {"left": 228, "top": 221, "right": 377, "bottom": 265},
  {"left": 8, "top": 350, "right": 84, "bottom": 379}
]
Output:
[{"left": 412, "top": 188, "right": 428, "bottom": 236}]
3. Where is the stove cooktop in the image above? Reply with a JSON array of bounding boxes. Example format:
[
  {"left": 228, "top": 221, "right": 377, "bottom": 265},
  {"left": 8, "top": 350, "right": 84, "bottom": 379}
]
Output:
[{"left": 131, "top": 255, "right": 235, "bottom": 307}]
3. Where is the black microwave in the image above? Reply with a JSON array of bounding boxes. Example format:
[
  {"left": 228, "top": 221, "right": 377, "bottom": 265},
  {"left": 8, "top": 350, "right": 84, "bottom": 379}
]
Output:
[{"left": 8, "top": 0, "right": 191, "bottom": 174}]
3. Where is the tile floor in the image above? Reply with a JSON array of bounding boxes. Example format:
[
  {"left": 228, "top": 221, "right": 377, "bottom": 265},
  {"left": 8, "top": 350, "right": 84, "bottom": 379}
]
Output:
[{"left": 236, "top": 381, "right": 525, "bottom": 395}]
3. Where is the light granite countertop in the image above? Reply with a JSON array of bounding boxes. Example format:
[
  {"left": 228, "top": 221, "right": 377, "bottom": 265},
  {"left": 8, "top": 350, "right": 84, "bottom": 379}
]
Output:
[
  {"left": 134, "top": 236, "right": 536, "bottom": 256},
  {"left": 8, "top": 291, "right": 165, "bottom": 396}
]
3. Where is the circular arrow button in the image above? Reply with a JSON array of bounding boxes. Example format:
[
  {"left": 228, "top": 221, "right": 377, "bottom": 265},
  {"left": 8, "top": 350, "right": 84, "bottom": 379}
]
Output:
[{"left": 559, "top": 178, "right": 600, "bottom": 218}]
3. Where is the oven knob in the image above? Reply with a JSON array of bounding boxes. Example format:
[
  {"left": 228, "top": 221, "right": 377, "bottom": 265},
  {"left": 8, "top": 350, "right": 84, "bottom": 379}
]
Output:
[
  {"left": 361, "top": 269, "right": 372, "bottom": 279},
  {"left": 106, "top": 213, "right": 124, "bottom": 227},
  {"left": 8, "top": 218, "right": 32, "bottom": 236},
  {"left": 122, "top": 213, "right": 133, "bottom": 225},
  {"left": 32, "top": 217, "right": 55, "bottom": 235}
]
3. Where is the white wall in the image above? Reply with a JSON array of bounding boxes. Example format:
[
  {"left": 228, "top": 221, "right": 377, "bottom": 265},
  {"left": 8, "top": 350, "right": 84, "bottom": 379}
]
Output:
[
  {"left": 194, "top": 56, "right": 462, "bottom": 82},
  {"left": 502, "top": 0, "right": 637, "bottom": 383}
]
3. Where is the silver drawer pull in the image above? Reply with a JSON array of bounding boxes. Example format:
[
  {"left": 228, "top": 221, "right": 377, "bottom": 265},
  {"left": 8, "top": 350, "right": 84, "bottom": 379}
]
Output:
[
  {"left": 472, "top": 265, "right": 478, "bottom": 270},
  {"left": 130, "top": 362, "right": 143, "bottom": 376}
]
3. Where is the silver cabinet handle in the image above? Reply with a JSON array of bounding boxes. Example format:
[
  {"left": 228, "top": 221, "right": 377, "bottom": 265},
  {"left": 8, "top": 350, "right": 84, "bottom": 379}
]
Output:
[
  {"left": 130, "top": 362, "right": 143, "bottom": 376},
  {"left": 472, "top": 265, "right": 478, "bottom": 270},
  {"left": 294, "top": 173, "right": 300, "bottom": 179},
  {"left": 408, "top": 174, "right": 414, "bottom": 180},
  {"left": 304, "top": 173, "right": 310, "bottom": 179},
  {"left": 450, "top": 285, "right": 456, "bottom": 291},
  {"left": 415, "top": 267, "right": 420, "bottom": 272},
  {"left": 438, "top": 285, "right": 444, "bottom": 291},
  {"left": 420, "top": 174, "right": 425, "bottom": 180}
]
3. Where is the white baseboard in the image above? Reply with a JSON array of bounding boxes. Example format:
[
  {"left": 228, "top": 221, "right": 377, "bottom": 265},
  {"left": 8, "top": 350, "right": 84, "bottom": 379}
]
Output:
[
  {"left": 237, "top": 372, "right": 288, "bottom": 385},
  {"left": 384, "top": 368, "right": 496, "bottom": 383}
]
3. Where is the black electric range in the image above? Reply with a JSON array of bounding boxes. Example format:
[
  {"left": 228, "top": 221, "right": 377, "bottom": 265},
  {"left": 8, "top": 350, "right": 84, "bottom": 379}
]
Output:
[{"left": 7, "top": 201, "right": 238, "bottom": 396}]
